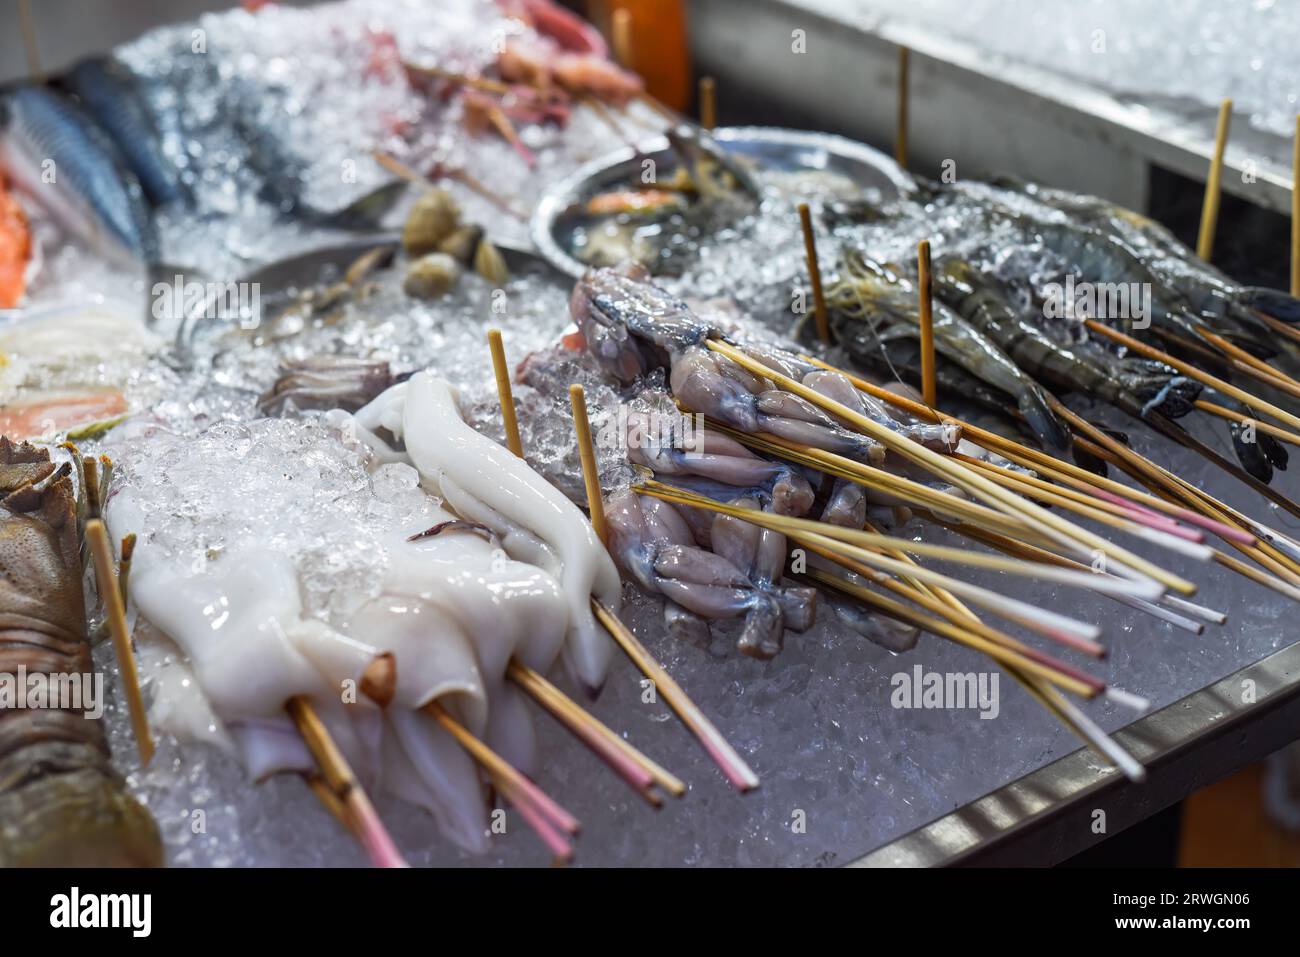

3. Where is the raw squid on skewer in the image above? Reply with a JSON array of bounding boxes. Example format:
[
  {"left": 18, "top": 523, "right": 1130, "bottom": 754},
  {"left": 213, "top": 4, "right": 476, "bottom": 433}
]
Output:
[
  {"left": 353, "top": 370, "right": 621, "bottom": 695},
  {"left": 101, "top": 415, "right": 585, "bottom": 855}
]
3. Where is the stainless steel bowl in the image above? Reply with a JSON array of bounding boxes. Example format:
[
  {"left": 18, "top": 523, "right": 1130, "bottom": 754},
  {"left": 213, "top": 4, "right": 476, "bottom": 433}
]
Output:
[{"left": 530, "top": 125, "right": 916, "bottom": 279}]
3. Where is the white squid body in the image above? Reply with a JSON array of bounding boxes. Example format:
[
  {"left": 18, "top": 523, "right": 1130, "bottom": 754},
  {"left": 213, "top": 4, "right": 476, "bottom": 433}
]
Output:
[
  {"left": 105, "top": 476, "right": 574, "bottom": 854},
  {"left": 355, "top": 371, "right": 622, "bottom": 694}
]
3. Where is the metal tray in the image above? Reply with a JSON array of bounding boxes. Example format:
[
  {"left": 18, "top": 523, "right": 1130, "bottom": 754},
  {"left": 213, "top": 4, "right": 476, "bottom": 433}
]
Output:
[{"left": 530, "top": 125, "right": 916, "bottom": 279}]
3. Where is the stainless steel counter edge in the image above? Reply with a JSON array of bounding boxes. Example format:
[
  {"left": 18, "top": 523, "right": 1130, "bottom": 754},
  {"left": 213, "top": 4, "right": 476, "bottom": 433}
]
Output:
[
  {"left": 848, "top": 637, "right": 1300, "bottom": 867},
  {"left": 689, "top": 0, "right": 1295, "bottom": 214}
]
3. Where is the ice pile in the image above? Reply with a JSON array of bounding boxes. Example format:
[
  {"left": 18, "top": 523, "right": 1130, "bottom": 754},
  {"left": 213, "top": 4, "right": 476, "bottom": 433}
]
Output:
[
  {"left": 113, "top": 0, "right": 660, "bottom": 277},
  {"left": 811, "top": 0, "right": 1300, "bottom": 139}
]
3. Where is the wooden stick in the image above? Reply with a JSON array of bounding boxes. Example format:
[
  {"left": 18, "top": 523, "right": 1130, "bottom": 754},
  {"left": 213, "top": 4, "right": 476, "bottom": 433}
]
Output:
[
  {"left": 287, "top": 696, "right": 407, "bottom": 868},
  {"left": 117, "top": 533, "right": 136, "bottom": 609},
  {"left": 1087, "top": 319, "right": 1300, "bottom": 433},
  {"left": 1293, "top": 113, "right": 1300, "bottom": 297},
  {"left": 371, "top": 150, "right": 528, "bottom": 222},
  {"left": 916, "top": 239, "right": 937, "bottom": 406},
  {"left": 806, "top": 540, "right": 1104, "bottom": 683},
  {"left": 698, "top": 76, "right": 716, "bottom": 130},
  {"left": 1190, "top": 397, "right": 1300, "bottom": 447},
  {"left": 1197, "top": 98, "right": 1232, "bottom": 261},
  {"left": 592, "top": 598, "right": 760, "bottom": 791},
  {"left": 511, "top": 658, "right": 685, "bottom": 797},
  {"left": 933, "top": 515, "right": 1206, "bottom": 634},
  {"left": 424, "top": 700, "right": 581, "bottom": 837},
  {"left": 304, "top": 772, "right": 349, "bottom": 826},
  {"left": 404, "top": 62, "right": 512, "bottom": 95},
  {"left": 710, "top": 339, "right": 1194, "bottom": 595},
  {"left": 797, "top": 203, "right": 831, "bottom": 344},
  {"left": 85, "top": 518, "right": 154, "bottom": 766},
  {"left": 895, "top": 46, "right": 909, "bottom": 168},
  {"left": 487, "top": 329, "right": 524, "bottom": 458},
  {"left": 508, "top": 660, "right": 676, "bottom": 804},
  {"left": 639, "top": 478, "right": 1166, "bottom": 601},
  {"left": 569, "top": 384, "right": 608, "bottom": 544},
  {"left": 797, "top": 351, "right": 1255, "bottom": 547},
  {"left": 955, "top": 454, "right": 1211, "bottom": 559},
  {"left": 612, "top": 7, "right": 633, "bottom": 69},
  {"left": 1195, "top": 326, "right": 1300, "bottom": 391},
  {"left": 838, "top": 536, "right": 1144, "bottom": 777},
  {"left": 806, "top": 569, "right": 1096, "bottom": 698},
  {"left": 17, "top": 0, "right": 42, "bottom": 81}
]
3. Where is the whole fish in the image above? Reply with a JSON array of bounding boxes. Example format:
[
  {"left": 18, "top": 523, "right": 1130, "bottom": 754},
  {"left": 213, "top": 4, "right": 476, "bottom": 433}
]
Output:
[
  {"left": 0, "top": 86, "right": 158, "bottom": 265},
  {"left": 229, "top": 79, "right": 406, "bottom": 229},
  {"left": 61, "top": 56, "right": 187, "bottom": 207},
  {"left": 826, "top": 251, "right": 1071, "bottom": 451},
  {"left": 0, "top": 438, "right": 162, "bottom": 866}
]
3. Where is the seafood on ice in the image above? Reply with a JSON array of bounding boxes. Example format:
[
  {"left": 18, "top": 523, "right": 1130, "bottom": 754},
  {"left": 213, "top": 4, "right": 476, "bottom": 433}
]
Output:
[
  {"left": 102, "top": 370, "right": 620, "bottom": 853},
  {"left": 0, "top": 439, "right": 161, "bottom": 866}
]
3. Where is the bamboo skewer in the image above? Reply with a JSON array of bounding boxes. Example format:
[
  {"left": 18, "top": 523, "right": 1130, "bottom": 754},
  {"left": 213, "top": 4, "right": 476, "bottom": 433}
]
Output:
[
  {"left": 592, "top": 600, "right": 759, "bottom": 790},
  {"left": 796, "top": 352, "right": 1254, "bottom": 545},
  {"left": 487, "top": 329, "right": 524, "bottom": 458},
  {"left": 637, "top": 480, "right": 1103, "bottom": 651},
  {"left": 916, "top": 239, "right": 937, "bottom": 407},
  {"left": 796, "top": 203, "right": 832, "bottom": 344},
  {"left": 838, "top": 530, "right": 1146, "bottom": 775},
  {"left": 371, "top": 150, "right": 528, "bottom": 221},
  {"left": 287, "top": 696, "right": 407, "bottom": 868},
  {"left": 86, "top": 519, "right": 154, "bottom": 766},
  {"left": 425, "top": 699, "right": 580, "bottom": 861},
  {"left": 698, "top": 76, "right": 716, "bottom": 130},
  {"left": 80, "top": 456, "right": 154, "bottom": 767},
  {"left": 895, "top": 46, "right": 909, "bottom": 168},
  {"left": 805, "top": 541, "right": 1104, "bottom": 686},
  {"left": 1195, "top": 399, "right": 1300, "bottom": 447},
  {"left": 810, "top": 353, "right": 1295, "bottom": 601},
  {"left": 1087, "top": 322, "right": 1300, "bottom": 435},
  {"left": 1293, "top": 113, "right": 1300, "bottom": 297},
  {"left": 564, "top": 389, "right": 758, "bottom": 790},
  {"left": 1195, "top": 326, "right": 1300, "bottom": 392},
  {"left": 611, "top": 7, "right": 633, "bottom": 67},
  {"left": 1197, "top": 98, "right": 1232, "bottom": 261},
  {"left": 1093, "top": 440, "right": 1300, "bottom": 589},
  {"left": 638, "top": 478, "right": 1164, "bottom": 603},
  {"left": 508, "top": 660, "right": 682, "bottom": 804},
  {"left": 17, "top": 0, "right": 42, "bottom": 82},
  {"left": 806, "top": 569, "right": 1095, "bottom": 698},
  {"left": 569, "top": 385, "right": 608, "bottom": 543},
  {"left": 954, "top": 454, "right": 1212, "bottom": 560},
  {"left": 481, "top": 337, "right": 690, "bottom": 802},
  {"left": 932, "top": 516, "right": 1207, "bottom": 635},
  {"left": 487, "top": 335, "right": 752, "bottom": 792},
  {"left": 117, "top": 533, "right": 136, "bottom": 608},
  {"left": 710, "top": 339, "right": 1194, "bottom": 595}
]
